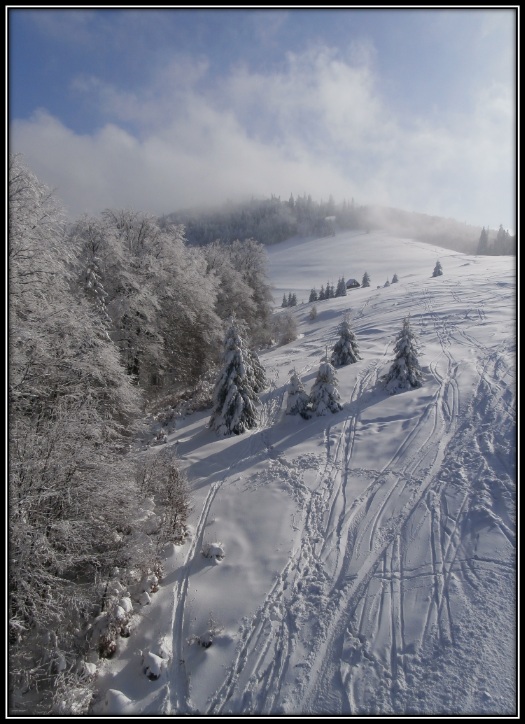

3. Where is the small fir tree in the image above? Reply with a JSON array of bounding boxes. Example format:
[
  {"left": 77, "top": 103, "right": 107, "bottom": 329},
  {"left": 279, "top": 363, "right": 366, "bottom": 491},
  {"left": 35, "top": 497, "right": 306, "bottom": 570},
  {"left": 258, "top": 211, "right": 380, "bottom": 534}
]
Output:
[
  {"left": 361, "top": 271, "right": 371, "bottom": 288},
  {"left": 286, "top": 371, "right": 311, "bottom": 419},
  {"left": 432, "top": 260, "right": 443, "bottom": 277},
  {"left": 335, "top": 277, "right": 347, "bottom": 297},
  {"left": 309, "top": 288, "right": 318, "bottom": 303},
  {"left": 209, "top": 320, "right": 260, "bottom": 435},
  {"left": 308, "top": 304, "right": 318, "bottom": 321},
  {"left": 282, "top": 294, "right": 288, "bottom": 308},
  {"left": 392, "top": 273, "right": 399, "bottom": 283},
  {"left": 309, "top": 361, "right": 343, "bottom": 415},
  {"left": 384, "top": 279, "right": 390, "bottom": 287},
  {"left": 331, "top": 315, "right": 361, "bottom": 366},
  {"left": 383, "top": 316, "right": 423, "bottom": 393}
]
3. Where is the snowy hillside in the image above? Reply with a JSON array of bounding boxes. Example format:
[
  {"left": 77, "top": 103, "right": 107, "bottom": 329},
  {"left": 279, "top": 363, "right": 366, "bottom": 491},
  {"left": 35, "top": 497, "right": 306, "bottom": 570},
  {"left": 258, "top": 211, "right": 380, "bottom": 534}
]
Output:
[{"left": 92, "top": 230, "right": 516, "bottom": 716}]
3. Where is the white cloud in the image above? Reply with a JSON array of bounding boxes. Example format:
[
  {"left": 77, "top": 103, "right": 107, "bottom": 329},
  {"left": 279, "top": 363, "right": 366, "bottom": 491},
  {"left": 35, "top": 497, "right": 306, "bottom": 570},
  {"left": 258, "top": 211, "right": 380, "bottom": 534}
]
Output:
[{"left": 10, "top": 46, "right": 515, "bottom": 228}]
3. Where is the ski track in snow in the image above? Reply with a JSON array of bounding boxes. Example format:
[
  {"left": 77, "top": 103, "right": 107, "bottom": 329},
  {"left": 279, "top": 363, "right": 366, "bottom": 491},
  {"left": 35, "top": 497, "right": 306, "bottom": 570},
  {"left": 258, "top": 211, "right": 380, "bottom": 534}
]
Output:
[{"left": 120, "top": 249, "right": 514, "bottom": 716}]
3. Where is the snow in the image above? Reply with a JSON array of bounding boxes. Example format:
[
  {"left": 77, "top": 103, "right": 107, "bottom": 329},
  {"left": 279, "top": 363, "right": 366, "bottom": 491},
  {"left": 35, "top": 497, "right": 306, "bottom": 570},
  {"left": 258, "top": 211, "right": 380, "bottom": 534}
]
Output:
[{"left": 91, "top": 229, "right": 516, "bottom": 715}]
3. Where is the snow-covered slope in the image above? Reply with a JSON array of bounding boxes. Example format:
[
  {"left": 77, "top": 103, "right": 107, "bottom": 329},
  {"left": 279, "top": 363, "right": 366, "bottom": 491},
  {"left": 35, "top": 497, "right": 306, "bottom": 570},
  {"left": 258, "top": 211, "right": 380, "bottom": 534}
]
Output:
[{"left": 92, "top": 230, "right": 516, "bottom": 716}]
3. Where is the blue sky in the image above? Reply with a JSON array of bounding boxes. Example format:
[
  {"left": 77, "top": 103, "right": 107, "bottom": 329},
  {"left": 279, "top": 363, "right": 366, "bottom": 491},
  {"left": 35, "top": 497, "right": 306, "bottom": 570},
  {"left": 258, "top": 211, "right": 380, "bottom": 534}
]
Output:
[{"left": 8, "top": 8, "right": 517, "bottom": 230}]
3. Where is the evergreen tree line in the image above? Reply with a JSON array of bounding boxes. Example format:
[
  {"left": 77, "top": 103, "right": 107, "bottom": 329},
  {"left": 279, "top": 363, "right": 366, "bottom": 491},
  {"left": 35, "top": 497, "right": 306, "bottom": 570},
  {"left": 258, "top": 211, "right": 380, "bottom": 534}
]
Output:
[
  {"left": 308, "top": 277, "right": 349, "bottom": 302},
  {"left": 476, "top": 225, "right": 515, "bottom": 255},
  {"left": 162, "top": 194, "right": 363, "bottom": 247},
  {"left": 162, "top": 196, "right": 514, "bottom": 256},
  {"left": 8, "top": 154, "right": 274, "bottom": 713}
]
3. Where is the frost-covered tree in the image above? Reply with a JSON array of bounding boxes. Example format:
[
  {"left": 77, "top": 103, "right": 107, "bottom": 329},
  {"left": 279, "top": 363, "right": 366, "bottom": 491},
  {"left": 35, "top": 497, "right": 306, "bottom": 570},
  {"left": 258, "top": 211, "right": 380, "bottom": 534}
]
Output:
[
  {"left": 361, "top": 271, "right": 371, "bottom": 287},
  {"left": 9, "top": 154, "right": 148, "bottom": 714},
  {"left": 273, "top": 309, "right": 298, "bottom": 345},
  {"left": 286, "top": 371, "right": 311, "bottom": 419},
  {"left": 331, "top": 315, "right": 361, "bottom": 366},
  {"left": 383, "top": 316, "right": 423, "bottom": 393},
  {"left": 209, "top": 320, "right": 260, "bottom": 435},
  {"left": 309, "top": 304, "right": 318, "bottom": 321},
  {"left": 225, "top": 238, "right": 274, "bottom": 346},
  {"left": 309, "top": 361, "right": 343, "bottom": 415},
  {"left": 392, "top": 273, "right": 399, "bottom": 283},
  {"left": 432, "top": 260, "right": 443, "bottom": 277}
]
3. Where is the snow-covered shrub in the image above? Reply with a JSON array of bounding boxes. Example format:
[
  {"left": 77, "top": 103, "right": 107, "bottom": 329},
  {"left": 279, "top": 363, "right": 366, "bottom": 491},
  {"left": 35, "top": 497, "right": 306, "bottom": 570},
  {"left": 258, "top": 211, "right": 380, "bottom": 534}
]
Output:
[
  {"left": 142, "top": 650, "right": 167, "bottom": 680},
  {"left": 273, "top": 309, "right": 299, "bottom": 345},
  {"left": 190, "top": 616, "right": 224, "bottom": 649},
  {"left": 309, "top": 304, "right": 318, "bottom": 321},
  {"left": 201, "top": 541, "right": 225, "bottom": 562},
  {"left": 135, "top": 449, "right": 191, "bottom": 546}
]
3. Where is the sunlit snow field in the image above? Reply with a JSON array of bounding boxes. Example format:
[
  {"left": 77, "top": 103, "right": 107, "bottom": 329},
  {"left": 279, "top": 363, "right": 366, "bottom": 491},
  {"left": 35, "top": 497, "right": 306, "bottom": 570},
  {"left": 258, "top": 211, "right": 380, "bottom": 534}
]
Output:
[{"left": 93, "top": 230, "right": 516, "bottom": 716}]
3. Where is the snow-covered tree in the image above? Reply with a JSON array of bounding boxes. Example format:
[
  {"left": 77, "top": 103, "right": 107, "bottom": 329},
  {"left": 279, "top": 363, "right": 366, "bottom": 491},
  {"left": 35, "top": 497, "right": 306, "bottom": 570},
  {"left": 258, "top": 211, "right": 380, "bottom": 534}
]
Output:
[
  {"left": 361, "top": 271, "right": 371, "bottom": 287},
  {"left": 331, "top": 315, "right": 361, "bottom": 366},
  {"left": 335, "top": 277, "right": 347, "bottom": 297},
  {"left": 383, "top": 316, "right": 423, "bottom": 393},
  {"left": 273, "top": 309, "right": 298, "bottom": 345},
  {"left": 309, "top": 288, "right": 318, "bottom": 303},
  {"left": 309, "top": 304, "right": 318, "bottom": 321},
  {"left": 319, "top": 285, "right": 326, "bottom": 300},
  {"left": 392, "top": 273, "right": 399, "bottom": 283},
  {"left": 384, "top": 279, "right": 390, "bottom": 287},
  {"left": 209, "top": 320, "right": 259, "bottom": 435},
  {"left": 309, "top": 361, "right": 343, "bottom": 415},
  {"left": 286, "top": 371, "right": 311, "bottom": 419},
  {"left": 432, "top": 260, "right": 443, "bottom": 277},
  {"left": 282, "top": 294, "right": 288, "bottom": 307}
]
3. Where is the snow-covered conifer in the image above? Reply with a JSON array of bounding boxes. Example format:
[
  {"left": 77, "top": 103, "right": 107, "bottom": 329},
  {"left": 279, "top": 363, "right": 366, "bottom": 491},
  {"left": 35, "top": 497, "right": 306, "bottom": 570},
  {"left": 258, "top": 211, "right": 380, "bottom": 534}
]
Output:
[
  {"left": 432, "top": 260, "right": 443, "bottom": 277},
  {"left": 309, "top": 361, "right": 343, "bottom": 415},
  {"left": 335, "top": 277, "right": 347, "bottom": 297},
  {"left": 383, "top": 316, "right": 423, "bottom": 393},
  {"left": 286, "top": 371, "right": 311, "bottom": 419},
  {"left": 384, "top": 279, "right": 390, "bottom": 287},
  {"left": 309, "top": 288, "right": 318, "bottom": 303},
  {"left": 209, "top": 320, "right": 259, "bottom": 435},
  {"left": 282, "top": 294, "right": 288, "bottom": 308},
  {"left": 392, "top": 273, "right": 399, "bottom": 283},
  {"left": 361, "top": 271, "right": 371, "bottom": 288},
  {"left": 331, "top": 315, "right": 361, "bottom": 366}
]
